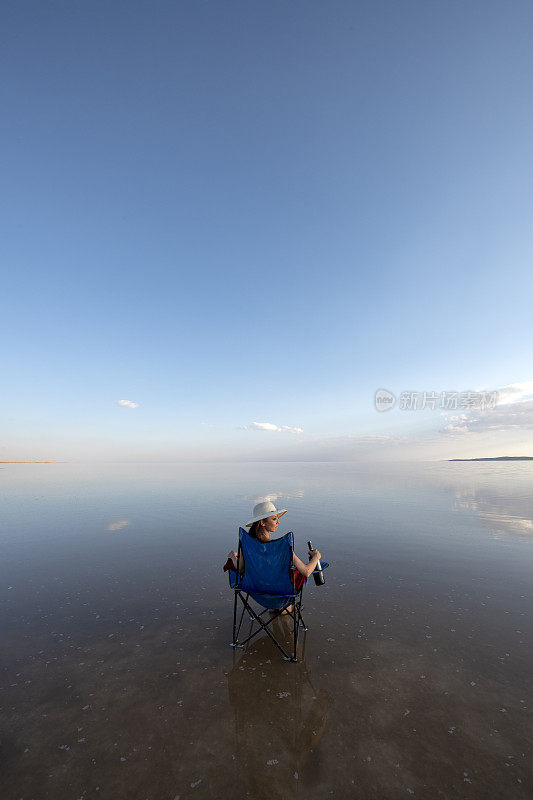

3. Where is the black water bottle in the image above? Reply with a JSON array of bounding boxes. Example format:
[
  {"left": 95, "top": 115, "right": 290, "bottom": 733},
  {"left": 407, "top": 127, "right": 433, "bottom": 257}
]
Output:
[{"left": 307, "top": 540, "right": 325, "bottom": 586}]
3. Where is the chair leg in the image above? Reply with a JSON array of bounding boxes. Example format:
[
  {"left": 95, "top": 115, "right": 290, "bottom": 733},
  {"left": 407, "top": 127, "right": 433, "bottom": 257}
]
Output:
[
  {"left": 298, "top": 600, "right": 308, "bottom": 631},
  {"left": 230, "top": 592, "right": 250, "bottom": 647},
  {"left": 236, "top": 593, "right": 248, "bottom": 642},
  {"left": 231, "top": 592, "right": 307, "bottom": 663},
  {"left": 236, "top": 595, "right": 294, "bottom": 661}
]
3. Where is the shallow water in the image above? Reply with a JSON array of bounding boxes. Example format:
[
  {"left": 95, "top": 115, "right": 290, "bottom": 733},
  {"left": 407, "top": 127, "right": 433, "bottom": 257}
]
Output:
[{"left": 1, "top": 461, "right": 532, "bottom": 799}]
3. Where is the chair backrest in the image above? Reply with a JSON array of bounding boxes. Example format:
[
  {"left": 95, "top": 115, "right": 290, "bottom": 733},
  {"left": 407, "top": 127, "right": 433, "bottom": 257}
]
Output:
[{"left": 237, "top": 527, "right": 294, "bottom": 595}]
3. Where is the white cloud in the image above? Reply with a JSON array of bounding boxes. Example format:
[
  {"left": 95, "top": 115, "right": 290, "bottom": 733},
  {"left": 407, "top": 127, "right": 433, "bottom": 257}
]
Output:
[
  {"left": 439, "top": 383, "right": 533, "bottom": 436},
  {"left": 251, "top": 422, "right": 279, "bottom": 431},
  {"left": 116, "top": 400, "right": 139, "bottom": 409},
  {"left": 443, "top": 423, "right": 470, "bottom": 434},
  {"left": 241, "top": 421, "right": 304, "bottom": 434},
  {"left": 441, "top": 398, "right": 533, "bottom": 435},
  {"left": 493, "top": 381, "right": 533, "bottom": 406},
  {"left": 466, "top": 399, "right": 533, "bottom": 431},
  {"left": 441, "top": 413, "right": 470, "bottom": 433}
]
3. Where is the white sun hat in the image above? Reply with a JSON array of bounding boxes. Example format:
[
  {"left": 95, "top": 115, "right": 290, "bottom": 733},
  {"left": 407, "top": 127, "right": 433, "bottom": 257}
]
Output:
[{"left": 245, "top": 500, "right": 287, "bottom": 527}]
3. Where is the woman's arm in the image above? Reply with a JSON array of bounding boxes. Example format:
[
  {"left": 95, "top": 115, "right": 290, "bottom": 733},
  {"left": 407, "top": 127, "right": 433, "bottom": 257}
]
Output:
[
  {"left": 293, "top": 548, "right": 321, "bottom": 579},
  {"left": 227, "top": 549, "right": 245, "bottom": 574}
]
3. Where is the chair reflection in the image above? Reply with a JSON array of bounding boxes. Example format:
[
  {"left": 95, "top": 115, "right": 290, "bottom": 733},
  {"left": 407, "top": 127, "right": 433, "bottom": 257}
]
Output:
[{"left": 226, "top": 617, "right": 332, "bottom": 797}]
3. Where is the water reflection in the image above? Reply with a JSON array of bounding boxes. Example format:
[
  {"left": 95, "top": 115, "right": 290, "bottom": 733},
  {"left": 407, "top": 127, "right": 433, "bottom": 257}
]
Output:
[
  {"left": 227, "top": 622, "right": 332, "bottom": 798},
  {"left": 244, "top": 490, "right": 306, "bottom": 503},
  {"left": 479, "top": 512, "right": 533, "bottom": 536},
  {"left": 453, "top": 487, "right": 533, "bottom": 537},
  {"left": 106, "top": 519, "right": 131, "bottom": 531}
]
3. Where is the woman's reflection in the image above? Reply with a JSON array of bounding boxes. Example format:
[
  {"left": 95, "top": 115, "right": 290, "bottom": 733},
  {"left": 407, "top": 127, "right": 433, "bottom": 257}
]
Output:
[{"left": 226, "top": 617, "right": 332, "bottom": 798}]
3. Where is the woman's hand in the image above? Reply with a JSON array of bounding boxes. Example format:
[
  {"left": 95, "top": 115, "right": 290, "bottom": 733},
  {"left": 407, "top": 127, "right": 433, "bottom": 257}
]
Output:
[
  {"left": 293, "top": 548, "right": 321, "bottom": 579},
  {"left": 228, "top": 549, "right": 244, "bottom": 573},
  {"left": 227, "top": 550, "right": 238, "bottom": 568}
]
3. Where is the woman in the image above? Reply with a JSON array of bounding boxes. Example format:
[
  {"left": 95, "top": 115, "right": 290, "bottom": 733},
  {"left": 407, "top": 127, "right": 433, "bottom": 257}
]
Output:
[{"left": 227, "top": 500, "right": 321, "bottom": 581}]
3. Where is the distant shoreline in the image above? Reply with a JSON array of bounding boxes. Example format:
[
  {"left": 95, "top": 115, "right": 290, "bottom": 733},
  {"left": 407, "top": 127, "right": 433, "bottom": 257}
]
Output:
[{"left": 449, "top": 456, "right": 533, "bottom": 461}]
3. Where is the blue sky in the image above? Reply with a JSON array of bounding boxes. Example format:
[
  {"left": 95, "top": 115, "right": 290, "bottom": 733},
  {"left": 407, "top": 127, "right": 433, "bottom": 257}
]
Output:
[{"left": 2, "top": 0, "right": 533, "bottom": 461}]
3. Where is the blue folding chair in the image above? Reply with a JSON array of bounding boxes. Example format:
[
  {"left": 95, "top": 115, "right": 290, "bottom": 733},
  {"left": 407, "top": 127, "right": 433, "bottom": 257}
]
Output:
[{"left": 228, "top": 527, "right": 328, "bottom": 662}]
